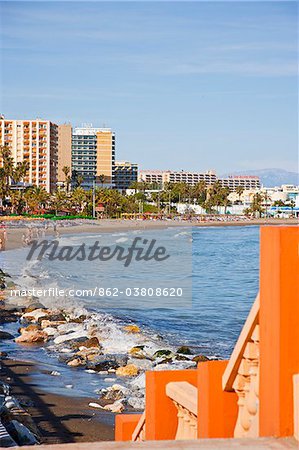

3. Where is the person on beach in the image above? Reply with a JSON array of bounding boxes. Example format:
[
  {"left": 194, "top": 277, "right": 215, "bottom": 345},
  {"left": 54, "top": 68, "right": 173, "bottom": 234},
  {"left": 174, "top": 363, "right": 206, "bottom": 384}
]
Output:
[{"left": 22, "top": 233, "right": 27, "bottom": 246}]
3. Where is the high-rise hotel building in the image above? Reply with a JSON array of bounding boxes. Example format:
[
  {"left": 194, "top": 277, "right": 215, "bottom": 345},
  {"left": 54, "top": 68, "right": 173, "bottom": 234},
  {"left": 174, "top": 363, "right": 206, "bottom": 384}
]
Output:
[
  {"left": 72, "top": 126, "right": 115, "bottom": 189},
  {"left": 57, "top": 123, "right": 72, "bottom": 184},
  {"left": 0, "top": 118, "right": 58, "bottom": 192},
  {"left": 115, "top": 161, "right": 138, "bottom": 192}
]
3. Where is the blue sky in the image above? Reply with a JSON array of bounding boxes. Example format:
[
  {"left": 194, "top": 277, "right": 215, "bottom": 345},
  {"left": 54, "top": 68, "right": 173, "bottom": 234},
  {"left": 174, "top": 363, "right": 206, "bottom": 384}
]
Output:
[{"left": 0, "top": 1, "right": 297, "bottom": 173}]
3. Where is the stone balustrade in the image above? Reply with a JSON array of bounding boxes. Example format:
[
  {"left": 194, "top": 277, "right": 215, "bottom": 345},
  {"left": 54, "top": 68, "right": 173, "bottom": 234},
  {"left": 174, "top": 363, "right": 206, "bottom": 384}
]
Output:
[
  {"left": 233, "top": 324, "right": 260, "bottom": 438},
  {"left": 132, "top": 412, "right": 146, "bottom": 442},
  {"left": 165, "top": 381, "right": 198, "bottom": 440},
  {"left": 222, "top": 294, "right": 260, "bottom": 439}
]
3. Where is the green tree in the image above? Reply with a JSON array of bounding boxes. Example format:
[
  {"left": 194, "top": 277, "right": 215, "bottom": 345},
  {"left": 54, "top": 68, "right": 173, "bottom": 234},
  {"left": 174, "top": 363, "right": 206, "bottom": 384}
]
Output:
[
  {"left": 62, "top": 166, "right": 71, "bottom": 192},
  {"left": 50, "top": 189, "right": 69, "bottom": 215},
  {"left": 71, "top": 187, "right": 87, "bottom": 214},
  {"left": 98, "top": 174, "right": 105, "bottom": 188},
  {"left": 0, "top": 145, "right": 14, "bottom": 199},
  {"left": 235, "top": 186, "right": 244, "bottom": 204},
  {"left": 24, "top": 186, "right": 50, "bottom": 213},
  {"left": 246, "top": 193, "right": 265, "bottom": 217}
]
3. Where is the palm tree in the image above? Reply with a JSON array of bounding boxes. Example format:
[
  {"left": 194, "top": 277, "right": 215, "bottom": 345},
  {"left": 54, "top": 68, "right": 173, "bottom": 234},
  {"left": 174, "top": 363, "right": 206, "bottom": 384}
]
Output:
[
  {"left": 235, "top": 186, "right": 244, "bottom": 204},
  {"left": 98, "top": 174, "right": 105, "bottom": 188},
  {"left": 192, "top": 181, "right": 206, "bottom": 206},
  {"left": 24, "top": 186, "right": 49, "bottom": 213},
  {"left": 12, "top": 160, "right": 30, "bottom": 185},
  {"left": 62, "top": 166, "right": 71, "bottom": 192},
  {"left": 129, "top": 181, "right": 139, "bottom": 194},
  {"left": 289, "top": 199, "right": 296, "bottom": 215},
  {"left": 76, "top": 174, "right": 84, "bottom": 188},
  {"left": 0, "top": 145, "right": 14, "bottom": 199},
  {"left": 50, "top": 189, "right": 69, "bottom": 215},
  {"left": 247, "top": 193, "right": 264, "bottom": 218},
  {"left": 71, "top": 187, "right": 86, "bottom": 214},
  {"left": 263, "top": 192, "right": 271, "bottom": 218},
  {"left": 9, "top": 190, "right": 25, "bottom": 214}
]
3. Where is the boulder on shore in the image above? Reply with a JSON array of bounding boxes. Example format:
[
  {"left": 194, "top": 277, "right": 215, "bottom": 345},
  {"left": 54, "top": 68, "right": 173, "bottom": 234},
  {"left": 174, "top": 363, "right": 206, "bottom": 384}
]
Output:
[
  {"left": 116, "top": 364, "right": 139, "bottom": 377},
  {"left": 22, "top": 308, "right": 49, "bottom": 323},
  {"left": 192, "top": 354, "right": 210, "bottom": 363},
  {"left": 123, "top": 325, "right": 140, "bottom": 334},
  {"left": 54, "top": 330, "right": 88, "bottom": 345},
  {"left": 74, "top": 336, "right": 102, "bottom": 349},
  {"left": 15, "top": 330, "right": 48, "bottom": 344},
  {"left": 0, "top": 330, "right": 14, "bottom": 340}
]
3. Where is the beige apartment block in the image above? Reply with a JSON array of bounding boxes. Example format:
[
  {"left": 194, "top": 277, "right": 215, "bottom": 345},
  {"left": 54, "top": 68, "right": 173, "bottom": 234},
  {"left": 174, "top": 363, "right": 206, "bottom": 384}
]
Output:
[
  {"left": 96, "top": 129, "right": 115, "bottom": 185},
  {"left": 139, "top": 170, "right": 217, "bottom": 187},
  {"left": 0, "top": 118, "right": 58, "bottom": 192},
  {"left": 58, "top": 123, "right": 72, "bottom": 183}
]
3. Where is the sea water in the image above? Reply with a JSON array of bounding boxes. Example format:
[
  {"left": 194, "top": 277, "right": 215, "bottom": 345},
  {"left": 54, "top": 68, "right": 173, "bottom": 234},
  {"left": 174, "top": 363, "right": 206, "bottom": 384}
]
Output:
[{"left": 1, "top": 225, "right": 259, "bottom": 396}]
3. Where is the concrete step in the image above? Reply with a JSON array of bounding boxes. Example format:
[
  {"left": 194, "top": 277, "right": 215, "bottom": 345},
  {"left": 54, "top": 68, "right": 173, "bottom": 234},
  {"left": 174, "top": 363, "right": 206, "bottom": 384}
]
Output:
[{"left": 20, "top": 437, "right": 298, "bottom": 450}]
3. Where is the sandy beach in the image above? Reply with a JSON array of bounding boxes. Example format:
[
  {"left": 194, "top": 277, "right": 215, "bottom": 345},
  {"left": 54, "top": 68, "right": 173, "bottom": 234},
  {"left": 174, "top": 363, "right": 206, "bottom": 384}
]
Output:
[
  {"left": 2, "top": 217, "right": 298, "bottom": 251},
  {"left": 0, "top": 358, "right": 114, "bottom": 444}
]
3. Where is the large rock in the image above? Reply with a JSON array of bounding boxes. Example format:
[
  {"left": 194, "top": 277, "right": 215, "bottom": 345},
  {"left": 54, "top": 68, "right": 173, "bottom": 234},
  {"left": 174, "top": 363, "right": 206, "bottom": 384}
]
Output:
[
  {"left": 57, "top": 322, "right": 84, "bottom": 334},
  {"left": 177, "top": 346, "right": 192, "bottom": 355},
  {"left": 192, "top": 354, "right": 210, "bottom": 363},
  {"left": 7, "top": 420, "right": 39, "bottom": 446},
  {"left": 76, "top": 346, "right": 100, "bottom": 357},
  {"left": 103, "top": 399, "right": 125, "bottom": 413},
  {"left": 67, "top": 357, "right": 85, "bottom": 367},
  {"left": 127, "top": 396, "right": 145, "bottom": 410},
  {"left": 101, "top": 384, "right": 129, "bottom": 401},
  {"left": 0, "top": 330, "right": 14, "bottom": 340},
  {"left": 53, "top": 330, "right": 88, "bottom": 345},
  {"left": 72, "top": 336, "right": 102, "bottom": 351},
  {"left": 40, "top": 319, "right": 65, "bottom": 329},
  {"left": 70, "top": 315, "right": 87, "bottom": 323},
  {"left": 123, "top": 324, "right": 140, "bottom": 333},
  {"left": 43, "top": 327, "right": 58, "bottom": 337},
  {"left": 116, "top": 364, "right": 139, "bottom": 377},
  {"left": 15, "top": 330, "right": 48, "bottom": 344},
  {"left": 24, "top": 302, "right": 46, "bottom": 313},
  {"left": 0, "top": 310, "right": 18, "bottom": 324},
  {"left": 87, "top": 354, "right": 127, "bottom": 372},
  {"left": 19, "top": 324, "right": 40, "bottom": 333},
  {"left": 153, "top": 349, "right": 173, "bottom": 359},
  {"left": 79, "top": 336, "right": 102, "bottom": 349},
  {"left": 130, "top": 373, "right": 146, "bottom": 390},
  {"left": 129, "top": 346, "right": 148, "bottom": 359},
  {"left": 128, "top": 358, "right": 152, "bottom": 371},
  {"left": 2, "top": 396, "right": 40, "bottom": 437},
  {"left": 22, "top": 308, "right": 49, "bottom": 323}
]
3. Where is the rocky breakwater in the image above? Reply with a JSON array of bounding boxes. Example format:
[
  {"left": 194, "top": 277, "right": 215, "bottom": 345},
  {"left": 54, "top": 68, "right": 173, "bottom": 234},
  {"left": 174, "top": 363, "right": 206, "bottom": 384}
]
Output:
[{"left": 9, "top": 303, "right": 210, "bottom": 415}]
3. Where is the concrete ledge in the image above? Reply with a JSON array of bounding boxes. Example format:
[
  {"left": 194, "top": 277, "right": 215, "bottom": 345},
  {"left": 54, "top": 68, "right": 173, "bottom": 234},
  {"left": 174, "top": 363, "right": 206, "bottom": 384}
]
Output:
[{"left": 20, "top": 437, "right": 298, "bottom": 450}]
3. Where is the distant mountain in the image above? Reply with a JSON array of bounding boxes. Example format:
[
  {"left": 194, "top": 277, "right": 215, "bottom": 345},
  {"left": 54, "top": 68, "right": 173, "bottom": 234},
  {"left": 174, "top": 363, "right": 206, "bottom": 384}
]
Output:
[{"left": 221, "top": 169, "right": 298, "bottom": 187}]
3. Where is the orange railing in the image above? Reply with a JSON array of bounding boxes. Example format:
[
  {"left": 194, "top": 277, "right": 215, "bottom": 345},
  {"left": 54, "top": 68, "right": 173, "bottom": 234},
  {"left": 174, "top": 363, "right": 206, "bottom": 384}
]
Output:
[{"left": 115, "top": 226, "right": 299, "bottom": 443}]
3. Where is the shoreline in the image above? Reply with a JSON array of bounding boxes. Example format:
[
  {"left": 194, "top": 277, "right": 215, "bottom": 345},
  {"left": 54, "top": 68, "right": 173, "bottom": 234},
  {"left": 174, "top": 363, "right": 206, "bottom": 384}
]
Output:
[
  {"left": 2, "top": 217, "right": 298, "bottom": 251},
  {"left": 0, "top": 358, "right": 114, "bottom": 444},
  {"left": 0, "top": 286, "right": 199, "bottom": 444},
  {"left": 0, "top": 218, "right": 297, "bottom": 445}
]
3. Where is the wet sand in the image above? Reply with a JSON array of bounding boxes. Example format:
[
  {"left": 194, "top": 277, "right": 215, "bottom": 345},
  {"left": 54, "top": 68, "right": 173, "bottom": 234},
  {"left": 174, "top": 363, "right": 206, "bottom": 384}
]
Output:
[
  {"left": 0, "top": 358, "right": 115, "bottom": 444},
  {"left": 3, "top": 217, "right": 298, "bottom": 251}
]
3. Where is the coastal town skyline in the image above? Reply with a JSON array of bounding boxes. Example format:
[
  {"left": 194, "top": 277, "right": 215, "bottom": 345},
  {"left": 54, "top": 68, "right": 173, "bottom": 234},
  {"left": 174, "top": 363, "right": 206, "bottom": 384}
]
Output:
[{"left": 1, "top": 2, "right": 297, "bottom": 173}]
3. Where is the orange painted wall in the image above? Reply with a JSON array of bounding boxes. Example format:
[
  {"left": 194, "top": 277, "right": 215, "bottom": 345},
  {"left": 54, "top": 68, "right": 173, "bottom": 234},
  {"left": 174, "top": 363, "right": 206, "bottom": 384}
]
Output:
[
  {"left": 259, "top": 226, "right": 299, "bottom": 437},
  {"left": 115, "top": 414, "right": 142, "bottom": 441},
  {"left": 145, "top": 369, "right": 197, "bottom": 440},
  {"left": 197, "top": 360, "right": 238, "bottom": 438}
]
